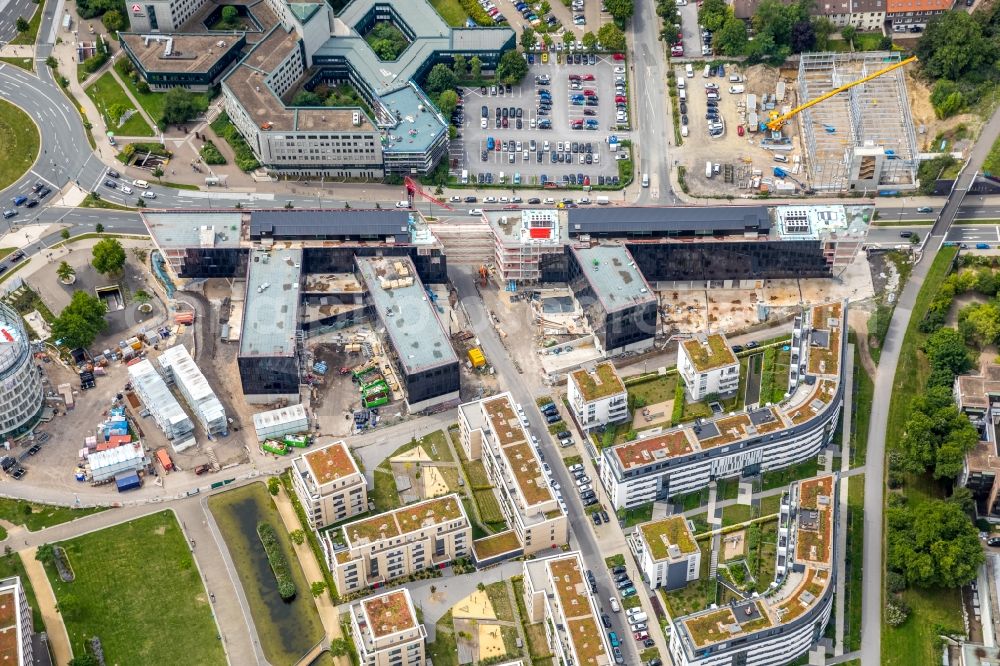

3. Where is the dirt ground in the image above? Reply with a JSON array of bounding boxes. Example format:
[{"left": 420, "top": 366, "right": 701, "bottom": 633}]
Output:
[
  {"left": 675, "top": 63, "right": 806, "bottom": 197},
  {"left": 723, "top": 530, "right": 746, "bottom": 561},
  {"left": 633, "top": 400, "right": 672, "bottom": 428},
  {"left": 905, "top": 71, "right": 983, "bottom": 152}
]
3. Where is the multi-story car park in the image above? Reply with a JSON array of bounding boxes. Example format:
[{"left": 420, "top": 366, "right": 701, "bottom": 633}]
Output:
[
  {"left": 669, "top": 474, "right": 837, "bottom": 666},
  {"left": 628, "top": 515, "right": 701, "bottom": 590},
  {"left": 349, "top": 588, "right": 426, "bottom": 666},
  {"left": 458, "top": 392, "right": 568, "bottom": 554},
  {"left": 567, "top": 362, "right": 628, "bottom": 431},
  {"left": 678, "top": 333, "right": 740, "bottom": 401},
  {"left": 290, "top": 440, "right": 368, "bottom": 529},
  {"left": 522, "top": 552, "right": 613, "bottom": 666},
  {"left": 600, "top": 302, "right": 846, "bottom": 509},
  {"left": 123, "top": 0, "right": 514, "bottom": 176},
  {"left": 326, "top": 494, "right": 471, "bottom": 594}
]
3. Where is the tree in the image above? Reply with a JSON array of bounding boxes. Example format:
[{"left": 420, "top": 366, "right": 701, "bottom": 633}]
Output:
[
  {"left": 289, "top": 529, "right": 305, "bottom": 545},
  {"left": 133, "top": 289, "right": 151, "bottom": 304},
  {"left": 221, "top": 5, "right": 239, "bottom": 27},
  {"left": 698, "top": 0, "right": 729, "bottom": 33},
  {"left": 496, "top": 49, "right": 528, "bottom": 84},
  {"left": 91, "top": 238, "right": 126, "bottom": 276},
  {"left": 811, "top": 17, "right": 835, "bottom": 50},
  {"left": 56, "top": 261, "right": 75, "bottom": 282},
  {"left": 562, "top": 30, "right": 575, "bottom": 46},
  {"left": 597, "top": 23, "right": 627, "bottom": 52},
  {"left": 916, "top": 11, "right": 990, "bottom": 81},
  {"left": 69, "top": 656, "right": 99, "bottom": 666},
  {"left": 267, "top": 477, "right": 280, "bottom": 495},
  {"left": 60, "top": 228, "right": 70, "bottom": 240},
  {"left": 107, "top": 103, "right": 129, "bottom": 125},
  {"left": 923, "top": 326, "right": 973, "bottom": 378},
  {"left": 160, "top": 87, "right": 202, "bottom": 126},
  {"left": 887, "top": 499, "right": 983, "bottom": 588},
  {"left": 15, "top": 16, "right": 29, "bottom": 33},
  {"left": 930, "top": 80, "right": 965, "bottom": 119},
  {"left": 292, "top": 91, "right": 324, "bottom": 106},
  {"left": 540, "top": 0, "right": 551, "bottom": 14},
  {"left": 94, "top": 223, "right": 104, "bottom": 233},
  {"left": 469, "top": 55, "right": 482, "bottom": 80},
  {"left": 152, "top": 166, "right": 164, "bottom": 181},
  {"left": 521, "top": 26, "right": 536, "bottom": 51},
  {"left": 437, "top": 89, "right": 459, "bottom": 119},
  {"left": 715, "top": 15, "right": 748, "bottom": 56},
  {"left": 51, "top": 291, "right": 108, "bottom": 349},
  {"left": 582, "top": 31, "right": 598, "bottom": 51},
  {"left": 425, "top": 63, "right": 458, "bottom": 96},
  {"left": 102, "top": 9, "right": 125, "bottom": 32},
  {"left": 958, "top": 301, "right": 1000, "bottom": 347},
  {"left": 310, "top": 581, "right": 327, "bottom": 597},
  {"left": 790, "top": 20, "right": 815, "bottom": 53},
  {"left": 452, "top": 54, "right": 467, "bottom": 78},
  {"left": 839, "top": 24, "right": 856, "bottom": 48},
  {"left": 605, "top": 0, "right": 634, "bottom": 27}
]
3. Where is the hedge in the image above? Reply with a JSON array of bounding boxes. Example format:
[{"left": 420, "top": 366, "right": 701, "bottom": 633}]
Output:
[
  {"left": 459, "top": 0, "right": 495, "bottom": 26},
  {"left": 210, "top": 111, "right": 260, "bottom": 172},
  {"left": 199, "top": 141, "right": 227, "bottom": 165},
  {"left": 257, "top": 521, "right": 296, "bottom": 600}
]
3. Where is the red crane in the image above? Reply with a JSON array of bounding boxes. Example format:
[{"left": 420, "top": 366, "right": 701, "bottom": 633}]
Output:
[{"left": 404, "top": 176, "right": 454, "bottom": 211}]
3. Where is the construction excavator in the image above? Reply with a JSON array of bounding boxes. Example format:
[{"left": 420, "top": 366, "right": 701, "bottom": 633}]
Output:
[{"left": 764, "top": 55, "right": 918, "bottom": 133}]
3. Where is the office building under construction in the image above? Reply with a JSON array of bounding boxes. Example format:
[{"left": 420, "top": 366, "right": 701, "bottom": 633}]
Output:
[{"left": 797, "top": 52, "right": 918, "bottom": 193}]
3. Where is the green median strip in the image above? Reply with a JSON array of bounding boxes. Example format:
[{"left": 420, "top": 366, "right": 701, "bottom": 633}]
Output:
[
  {"left": 871, "top": 219, "right": 934, "bottom": 226},
  {"left": 953, "top": 218, "right": 1000, "bottom": 225}
]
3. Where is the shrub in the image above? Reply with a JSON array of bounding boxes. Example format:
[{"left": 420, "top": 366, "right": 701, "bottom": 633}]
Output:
[
  {"left": 885, "top": 599, "right": 910, "bottom": 627},
  {"left": 257, "top": 522, "right": 296, "bottom": 599},
  {"left": 886, "top": 570, "right": 906, "bottom": 593},
  {"left": 459, "top": 0, "right": 495, "bottom": 25},
  {"left": 211, "top": 112, "right": 260, "bottom": 172},
  {"left": 199, "top": 141, "right": 227, "bottom": 165}
]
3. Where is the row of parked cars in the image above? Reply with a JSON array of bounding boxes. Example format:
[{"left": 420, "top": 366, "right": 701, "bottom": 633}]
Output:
[
  {"left": 5, "top": 181, "right": 53, "bottom": 218},
  {"left": 103, "top": 169, "right": 158, "bottom": 199},
  {"left": 478, "top": 0, "right": 509, "bottom": 24}
]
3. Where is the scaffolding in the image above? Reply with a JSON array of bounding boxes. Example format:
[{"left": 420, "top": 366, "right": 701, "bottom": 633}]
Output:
[{"left": 798, "top": 52, "right": 918, "bottom": 192}]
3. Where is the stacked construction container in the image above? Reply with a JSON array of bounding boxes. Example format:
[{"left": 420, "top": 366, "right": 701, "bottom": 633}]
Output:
[
  {"left": 127, "top": 358, "right": 196, "bottom": 451},
  {"left": 158, "top": 344, "right": 228, "bottom": 436}
]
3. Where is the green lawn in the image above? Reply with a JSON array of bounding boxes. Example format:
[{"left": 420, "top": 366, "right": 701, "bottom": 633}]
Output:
[
  {"left": 0, "top": 98, "right": 39, "bottom": 191},
  {"left": 85, "top": 72, "right": 155, "bottom": 137},
  {"left": 885, "top": 586, "right": 963, "bottom": 665},
  {"left": 116, "top": 70, "right": 211, "bottom": 129},
  {"left": 851, "top": 340, "right": 874, "bottom": 468},
  {"left": 604, "top": 553, "right": 625, "bottom": 568},
  {"left": 617, "top": 502, "right": 653, "bottom": 527},
  {"left": 852, "top": 32, "right": 886, "bottom": 51},
  {"left": 427, "top": 611, "right": 458, "bottom": 666},
  {"left": 0, "top": 498, "right": 104, "bottom": 531},
  {"left": 626, "top": 373, "right": 678, "bottom": 408},
  {"left": 372, "top": 466, "right": 401, "bottom": 513},
  {"left": 662, "top": 539, "right": 715, "bottom": 616},
  {"left": 9, "top": 2, "right": 42, "bottom": 46},
  {"left": 44, "top": 511, "right": 225, "bottom": 665},
  {"left": 846, "top": 474, "right": 864, "bottom": 652},
  {"left": 430, "top": 0, "right": 470, "bottom": 26},
  {"left": 721, "top": 503, "right": 755, "bottom": 527},
  {"left": 0, "top": 57, "right": 32, "bottom": 71},
  {"left": 761, "top": 458, "right": 819, "bottom": 491}
]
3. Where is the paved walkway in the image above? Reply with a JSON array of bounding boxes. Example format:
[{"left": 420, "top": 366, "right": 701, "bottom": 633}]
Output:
[
  {"left": 834, "top": 344, "right": 854, "bottom": 656},
  {"left": 19, "top": 547, "right": 73, "bottom": 666}
]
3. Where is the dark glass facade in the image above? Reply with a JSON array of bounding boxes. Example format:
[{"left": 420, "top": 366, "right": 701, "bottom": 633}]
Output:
[
  {"left": 403, "top": 361, "right": 460, "bottom": 408},
  {"left": 238, "top": 355, "right": 299, "bottom": 396},
  {"left": 567, "top": 255, "right": 657, "bottom": 354},
  {"left": 178, "top": 248, "right": 248, "bottom": 278},
  {"left": 626, "top": 240, "right": 831, "bottom": 282},
  {"left": 302, "top": 246, "right": 447, "bottom": 284}
]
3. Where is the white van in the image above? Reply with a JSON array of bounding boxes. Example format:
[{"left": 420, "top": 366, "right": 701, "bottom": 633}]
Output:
[
  {"left": 685, "top": 63, "right": 693, "bottom": 78},
  {"left": 729, "top": 85, "right": 745, "bottom": 94},
  {"left": 121, "top": 185, "right": 133, "bottom": 195},
  {"left": 133, "top": 179, "right": 149, "bottom": 189},
  {"left": 702, "top": 65, "right": 711, "bottom": 78},
  {"left": 681, "top": 125, "right": 689, "bottom": 137},
  {"left": 773, "top": 154, "right": 788, "bottom": 163},
  {"left": 461, "top": 169, "right": 469, "bottom": 184},
  {"left": 596, "top": 195, "right": 610, "bottom": 205},
  {"left": 679, "top": 89, "right": 686, "bottom": 102},
  {"left": 677, "top": 77, "right": 686, "bottom": 89},
  {"left": 641, "top": 173, "right": 650, "bottom": 188},
  {"left": 729, "top": 74, "right": 742, "bottom": 83}
]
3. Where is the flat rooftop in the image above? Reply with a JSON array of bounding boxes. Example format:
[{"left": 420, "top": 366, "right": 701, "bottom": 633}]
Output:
[
  {"left": 141, "top": 211, "right": 244, "bottom": 250},
  {"left": 571, "top": 245, "right": 655, "bottom": 313},
  {"left": 303, "top": 440, "right": 360, "bottom": 486},
  {"left": 567, "top": 206, "right": 771, "bottom": 236},
  {"left": 957, "top": 364, "right": 1000, "bottom": 411},
  {"left": 361, "top": 589, "right": 417, "bottom": 639},
  {"left": 239, "top": 248, "right": 301, "bottom": 358},
  {"left": 356, "top": 256, "right": 457, "bottom": 374},
  {"left": 343, "top": 493, "right": 465, "bottom": 546},
  {"left": 571, "top": 362, "right": 625, "bottom": 402},
  {"left": 121, "top": 33, "right": 243, "bottom": 74},
  {"left": 0, "top": 587, "right": 18, "bottom": 666},
  {"left": 480, "top": 394, "right": 552, "bottom": 508},
  {"left": 682, "top": 333, "right": 737, "bottom": 373},
  {"left": 795, "top": 475, "right": 835, "bottom": 567},
  {"left": 638, "top": 516, "right": 698, "bottom": 561},
  {"left": 547, "top": 554, "right": 608, "bottom": 666},
  {"left": 807, "top": 302, "right": 842, "bottom": 376},
  {"left": 250, "top": 209, "right": 410, "bottom": 242}
]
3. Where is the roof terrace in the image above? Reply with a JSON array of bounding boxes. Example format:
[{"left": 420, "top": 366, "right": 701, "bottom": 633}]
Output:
[
  {"left": 344, "top": 494, "right": 465, "bottom": 546},
  {"left": 807, "top": 303, "right": 842, "bottom": 376},
  {"left": 547, "top": 555, "right": 607, "bottom": 666},
  {"left": 795, "top": 475, "right": 835, "bottom": 567},
  {"left": 571, "top": 362, "right": 626, "bottom": 402},
  {"left": 613, "top": 430, "right": 695, "bottom": 471},
  {"left": 682, "top": 333, "right": 737, "bottom": 373},
  {"left": 363, "top": 589, "right": 417, "bottom": 639},
  {"left": 638, "top": 516, "right": 698, "bottom": 561},
  {"left": 304, "top": 440, "right": 360, "bottom": 486},
  {"left": 682, "top": 600, "right": 773, "bottom": 650}
]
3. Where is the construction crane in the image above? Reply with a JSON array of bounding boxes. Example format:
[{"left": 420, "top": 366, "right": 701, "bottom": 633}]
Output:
[
  {"left": 404, "top": 176, "right": 454, "bottom": 211},
  {"left": 765, "top": 56, "right": 917, "bottom": 133}
]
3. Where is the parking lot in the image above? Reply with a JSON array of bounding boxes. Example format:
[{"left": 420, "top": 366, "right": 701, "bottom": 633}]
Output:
[{"left": 455, "top": 56, "right": 630, "bottom": 189}]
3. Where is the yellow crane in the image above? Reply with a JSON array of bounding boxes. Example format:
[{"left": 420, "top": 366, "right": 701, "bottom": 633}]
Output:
[{"left": 765, "top": 55, "right": 917, "bottom": 132}]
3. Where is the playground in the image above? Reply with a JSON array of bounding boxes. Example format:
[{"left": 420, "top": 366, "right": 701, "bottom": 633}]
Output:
[
  {"left": 452, "top": 589, "right": 514, "bottom": 664},
  {"left": 387, "top": 442, "right": 461, "bottom": 504}
]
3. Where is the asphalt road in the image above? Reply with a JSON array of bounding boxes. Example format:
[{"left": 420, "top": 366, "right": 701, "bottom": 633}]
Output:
[
  {"left": 630, "top": 0, "right": 674, "bottom": 204},
  {"left": 0, "top": 0, "right": 36, "bottom": 44},
  {"left": 859, "top": 106, "right": 1000, "bottom": 666}
]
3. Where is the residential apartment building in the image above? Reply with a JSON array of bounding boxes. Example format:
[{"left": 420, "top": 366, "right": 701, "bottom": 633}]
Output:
[
  {"left": 886, "top": 0, "right": 951, "bottom": 27},
  {"left": 734, "top": 0, "right": 885, "bottom": 28},
  {"left": 522, "top": 552, "right": 612, "bottom": 666},
  {"left": 678, "top": 333, "right": 740, "bottom": 401},
  {"left": 567, "top": 362, "right": 629, "bottom": 431},
  {"left": 0, "top": 576, "right": 33, "bottom": 666},
  {"left": 327, "top": 494, "right": 471, "bottom": 594},
  {"left": 349, "top": 588, "right": 426, "bottom": 666},
  {"left": 601, "top": 303, "right": 846, "bottom": 509},
  {"left": 458, "top": 393, "right": 567, "bottom": 555},
  {"left": 629, "top": 516, "right": 701, "bottom": 590},
  {"left": 291, "top": 440, "right": 368, "bottom": 529},
  {"left": 669, "top": 474, "right": 837, "bottom": 666},
  {"left": 957, "top": 363, "right": 1000, "bottom": 521}
]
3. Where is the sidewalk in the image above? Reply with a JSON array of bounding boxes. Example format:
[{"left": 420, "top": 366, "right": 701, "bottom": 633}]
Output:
[{"left": 20, "top": 547, "right": 74, "bottom": 666}]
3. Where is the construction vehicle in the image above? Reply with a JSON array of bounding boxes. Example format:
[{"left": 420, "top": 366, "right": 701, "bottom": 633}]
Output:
[
  {"left": 403, "top": 176, "right": 454, "bottom": 210},
  {"left": 773, "top": 167, "right": 815, "bottom": 194},
  {"left": 765, "top": 56, "right": 917, "bottom": 133},
  {"left": 478, "top": 265, "right": 488, "bottom": 286}
]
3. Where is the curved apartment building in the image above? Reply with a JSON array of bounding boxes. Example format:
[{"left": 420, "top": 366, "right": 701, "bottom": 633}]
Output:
[{"left": 599, "top": 301, "right": 847, "bottom": 509}]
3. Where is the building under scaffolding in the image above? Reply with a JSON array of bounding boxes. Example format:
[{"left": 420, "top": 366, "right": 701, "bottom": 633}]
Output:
[{"left": 798, "top": 52, "right": 918, "bottom": 193}]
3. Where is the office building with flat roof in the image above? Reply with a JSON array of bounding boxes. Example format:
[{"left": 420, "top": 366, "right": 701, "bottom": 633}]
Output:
[
  {"left": 349, "top": 588, "right": 426, "bottom": 666},
  {"left": 629, "top": 516, "right": 700, "bottom": 590},
  {"left": 600, "top": 302, "right": 846, "bottom": 509},
  {"left": 327, "top": 494, "right": 471, "bottom": 594},
  {"left": 0, "top": 576, "right": 33, "bottom": 666},
  {"left": 669, "top": 474, "right": 837, "bottom": 666},
  {"left": 567, "top": 245, "right": 657, "bottom": 356},
  {"left": 522, "top": 552, "right": 612, "bottom": 666},
  {"left": 291, "top": 440, "right": 367, "bottom": 528},
  {"left": 567, "top": 362, "right": 628, "bottom": 431},
  {"left": 458, "top": 392, "right": 567, "bottom": 555},
  {"left": 356, "top": 256, "right": 459, "bottom": 412},
  {"left": 678, "top": 333, "right": 740, "bottom": 401}
]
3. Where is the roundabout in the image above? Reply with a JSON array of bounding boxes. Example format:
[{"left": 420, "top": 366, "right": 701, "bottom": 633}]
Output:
[{"left": 0, "top": 98, "right": 40, "bottom": 192}]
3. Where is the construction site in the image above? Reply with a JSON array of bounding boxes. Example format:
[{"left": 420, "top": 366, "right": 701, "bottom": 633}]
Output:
[{"left": 678, "top": 51, "right": 920, "bottom": 197}]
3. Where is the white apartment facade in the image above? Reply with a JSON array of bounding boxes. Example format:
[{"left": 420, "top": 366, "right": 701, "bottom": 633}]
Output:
[
  {"left": 678, "top": 333, "right": 740, "bottom": 401},
  {"left": 0, "top": 576, "right": 33, "bottom": 666},
  {"left": 567, "top": 362, "right": 628, "bottom": 431},
  {"left": 349, "top": 589, "right": 426, "bottom": 666},
  {"left": 629, "top": 516, "right": 701, "bottom": 590},
  {"left": 458, "top": 392, "right": 567, "bottom": 555},
  {"left": 327, "top": 494, "right": 471, "bottom": 594},
  {"left": 290, "top": 440, "right": 368, "bottom": 529}
]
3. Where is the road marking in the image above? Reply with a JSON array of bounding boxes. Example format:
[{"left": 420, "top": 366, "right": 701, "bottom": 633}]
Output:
[{"left": 29, "top": 170, "right": 58, "bottom": 189}]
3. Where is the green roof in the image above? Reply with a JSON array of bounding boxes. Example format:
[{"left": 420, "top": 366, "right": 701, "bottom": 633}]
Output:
[
  {"left": 682, "top": 334, "right": 737, "bottom": 372},
  {"left": 571, "top": 362, "right": 625, "bottom": 401},
  {"left": 639, "top": 516, "right": 698, "bottom": 560}
]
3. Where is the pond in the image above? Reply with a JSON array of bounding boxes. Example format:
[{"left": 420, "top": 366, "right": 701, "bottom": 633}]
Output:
[{"left": 209, "top": 483, "right": 325, "bottom": 665}]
